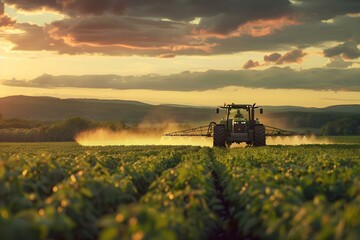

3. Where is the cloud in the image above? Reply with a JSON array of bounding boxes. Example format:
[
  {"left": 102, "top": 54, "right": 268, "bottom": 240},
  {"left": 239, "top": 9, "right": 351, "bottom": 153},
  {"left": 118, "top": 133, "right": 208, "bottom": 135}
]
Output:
[
  {"left": 3, "top": 0, "right": 292, "bottom": 24},
  {"left": 264, "top": 53, "right": 282, "bottom": 62},
  {"left": 207, "top": 14, "right": 360, "bottom": 55},
  {"left": 262, "top": 49, "right": 306, "bottom": 66},
  {"left": 0, "top": 14, "right": 13, "bottom": 27},
  {"left": 195, "top": 1, "right": 293, "bottom": 35},
  {"left": 158, "top": 53, "right": 176, "bottom": 58},
  {"left": 4, "top": 0, "right": 359, "bottom": 29},
  {"left": 1, "top": 1, "right": 360, "bottom": 56},
  {"left": 275, "top": 49, "right": 307, "bottom": 64},
  {"left": 3, "top": 67, "right": 360, "bottom": 92},
  {"left": 4, "top": 0, "right": 359, "bottom": 17},
  {"left": 1, "top": 16, "right": 214, "bottom": 56},
  {"left": 6, "top": 14, "right": 359, "bottom": 57},
  {"left": 243, "top": 60, "right": 260, "bottom": 69},
  {"left": 294, "top": 0, "right": 360, "bottom": 20},
  {"left": 324, "top": 41, "right": 360, "bottom": 59},
  {"left": 325, "top": 56, "right": 354, "bottom": 68},
  {"left": 242, "top": 50, "right": 306, "bottom": 71},
  {"left": 0, "top": 1, "right": 15, "bottom": 27},
  {"left": 48, "top": 16, "right": 194, "bottom": 49},
  {"left": 3, "top": 0, "right": 125, "bottom": 16},
  {"left": 2, "top": 23, "right": 71, "bottom": 52}
]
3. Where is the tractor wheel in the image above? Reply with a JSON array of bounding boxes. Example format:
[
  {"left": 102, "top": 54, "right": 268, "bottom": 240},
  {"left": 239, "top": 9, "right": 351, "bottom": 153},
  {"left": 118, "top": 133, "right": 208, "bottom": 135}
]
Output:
[
  {"left": 253, "top": 124, "right": 266, "bottom": 147},
  {"left": 213, "top": 125, "right": 226, "bottom": 147}
]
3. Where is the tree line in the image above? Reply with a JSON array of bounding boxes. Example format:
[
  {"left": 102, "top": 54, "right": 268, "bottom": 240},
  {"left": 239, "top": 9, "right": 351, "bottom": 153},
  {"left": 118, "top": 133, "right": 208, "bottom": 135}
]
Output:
[
  {"left": 0, "top": 112, "right": 359, "bottom": 142},
  {"left": 0, "top": 117, "right": 127, "bottom": 142},
  {"left": 267, "top": 112, "right": 360, "bottom": 135}
]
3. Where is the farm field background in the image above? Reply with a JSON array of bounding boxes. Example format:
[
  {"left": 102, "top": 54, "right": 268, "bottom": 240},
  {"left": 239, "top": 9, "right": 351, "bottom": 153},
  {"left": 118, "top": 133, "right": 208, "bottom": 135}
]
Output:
[{"left": 0, "top": 142, "right": 359, "bottom": 240}]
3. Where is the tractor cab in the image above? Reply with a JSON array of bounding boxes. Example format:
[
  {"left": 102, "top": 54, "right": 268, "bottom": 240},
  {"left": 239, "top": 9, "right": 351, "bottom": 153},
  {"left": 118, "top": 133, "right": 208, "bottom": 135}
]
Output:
[
  {"left": 219, "top": 109, "right": 247, "bottom": 133},
  {"left": 217, "top": 103, "right": 260, "bottom": 132},
  {"left": 233, "top": 109, "right": 248, "bottom": 133},
  {"left": 214, "top": 103, "right": 265, "bottom": 147}
]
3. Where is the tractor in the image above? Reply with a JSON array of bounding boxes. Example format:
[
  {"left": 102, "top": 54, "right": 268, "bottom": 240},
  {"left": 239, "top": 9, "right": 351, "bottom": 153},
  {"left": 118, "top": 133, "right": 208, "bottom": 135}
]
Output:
[
  {"left": 164, "top": 103, "right": 300, "bottom": 147},
  {"left": 213, "top": 103, "right": 265, "bottom": 147}
]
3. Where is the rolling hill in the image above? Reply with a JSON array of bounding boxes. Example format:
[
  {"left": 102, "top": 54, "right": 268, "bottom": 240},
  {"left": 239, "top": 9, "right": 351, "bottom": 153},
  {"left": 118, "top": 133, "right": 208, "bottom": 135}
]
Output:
[
  {"left": 0, "top": 96, "right": 217, "bottom": 123},
  {"left": 0, "top": 95, "right": 359, "bottom": 124}
]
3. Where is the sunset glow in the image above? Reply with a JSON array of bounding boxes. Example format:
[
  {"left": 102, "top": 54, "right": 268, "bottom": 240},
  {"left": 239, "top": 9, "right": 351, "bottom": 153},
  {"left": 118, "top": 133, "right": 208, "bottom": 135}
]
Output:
[{"left": 0, "top": 0, "right": 359, "bottom": 107}]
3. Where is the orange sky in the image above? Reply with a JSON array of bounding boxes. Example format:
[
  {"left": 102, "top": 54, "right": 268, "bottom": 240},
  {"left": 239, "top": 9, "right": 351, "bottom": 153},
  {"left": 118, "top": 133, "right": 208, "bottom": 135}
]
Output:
[{"left": 0, "top": 1, "right": 359, "bottom": 107}]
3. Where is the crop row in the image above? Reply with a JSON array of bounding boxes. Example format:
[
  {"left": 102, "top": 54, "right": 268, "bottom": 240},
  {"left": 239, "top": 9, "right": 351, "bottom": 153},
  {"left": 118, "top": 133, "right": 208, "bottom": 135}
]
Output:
[
  {"left": 213, "top": 145, "right": 360, "bottom": 239},
  {"left": 0, "top": 144, "right": 195, "bottom": 239},
  {"left": 1, "top": 143, "right": 359, "bottom": 240},
  {"left": 99, "top": 147, "right": 222, "bottom": 240}
]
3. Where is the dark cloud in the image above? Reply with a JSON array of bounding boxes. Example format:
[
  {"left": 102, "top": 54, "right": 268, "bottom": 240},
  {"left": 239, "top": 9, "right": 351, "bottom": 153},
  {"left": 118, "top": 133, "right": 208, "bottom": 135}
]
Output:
[
  {"left": 262, "top": 50, "right": 306, "bottom": 66},
  {"left": 3, "top": 0, "right": 125, "bottom": 16},
  {"left": 1, "top": 1, "right": 360, "bottom": 56},
  {"left": 4, "top": 0, "right": 360, "bottom": 27},
  {"left": 5, "top": 14, "right": 358, "bottom": 57},
  {"left": 264, "top": 53, "right": 282, "bottom": 62},
  {"left": 3, "top": 0, "right": 292, "bottom": 22},
  {"left": 4, "top": 1, "right": 359, "bottom": 29},
  {"left": 196, "top": 0, "right": 292, "bottom": 35},
  {"left": 4, "top": 0, "right": 57, "bottom": 11},
  {"left": 0, "top": 1, "right": 15, "bottom": 27},
  {"left": 294, "top": 0, "right": 360, "bottom": 20},
  {"left": 3, "top": 67, "right": 360, "bottom": 92},
  {"left": 2, "top": 23, "right": 70, "bottom": 51},
  {"left": 325, "top": 57, "right": 354, "bottom": 68},
  {"left": 243, "top": 60, "right": 260, "bottom": 69},
  {"left": 276, "top": 49, "right": 306, "bottom": 64},
  {"left": 212, "top": 15, "right": 360, "bottom": 55},
  {"left": 1, "top": 21, "right": 197, "bottom": 56},
  {"left": 324, "top": 41, "right": 360, "bottom": 59},
  {"left": 243, "top": 50, "right": 307, "bottom": 71},
  {"left": 48, "top": 16, "right": 193, "bottom": 48},
  {"left": 60, "top": 0, "right": 125, "bottom": 16},
  {"left": 0, "top": 14, "right": 13, "bottom": 27}
]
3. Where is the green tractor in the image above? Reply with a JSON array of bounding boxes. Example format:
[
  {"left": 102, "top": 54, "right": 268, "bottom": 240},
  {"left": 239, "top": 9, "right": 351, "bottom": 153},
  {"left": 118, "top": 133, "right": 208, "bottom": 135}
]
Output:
[
  {"left": 164, "top": 103, "right": 299, "bottom": 147},
  {"left": 213, "top": 103, "right": 265, "bottom": 147}
]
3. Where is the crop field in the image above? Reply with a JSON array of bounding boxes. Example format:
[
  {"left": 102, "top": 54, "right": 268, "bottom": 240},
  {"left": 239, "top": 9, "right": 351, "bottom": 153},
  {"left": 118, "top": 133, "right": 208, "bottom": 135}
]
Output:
[{"left": 0, "top": 142, "right": 359, "bottom": 240}]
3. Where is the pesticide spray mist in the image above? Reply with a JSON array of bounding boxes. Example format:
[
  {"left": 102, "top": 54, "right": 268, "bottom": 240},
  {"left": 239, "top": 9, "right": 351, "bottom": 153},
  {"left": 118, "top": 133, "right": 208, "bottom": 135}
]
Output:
[
  {"left": 76, "top": 126, "right": 331, "bottom": 147},
  {"left": 266, "top": 135, "right": 331, "bottom": 145},
  {"left": 76, "top": 123, "right": 213, "bottom": 147}
]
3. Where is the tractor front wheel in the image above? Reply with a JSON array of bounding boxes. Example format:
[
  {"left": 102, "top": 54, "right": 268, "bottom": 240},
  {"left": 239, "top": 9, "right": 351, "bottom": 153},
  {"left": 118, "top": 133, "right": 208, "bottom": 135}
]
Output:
[
  {"left": 213, "top": 125, "right": 226, "bottom": 147},
  {"left": 253, "top": 124, "right": 266, "bottom": 146}
]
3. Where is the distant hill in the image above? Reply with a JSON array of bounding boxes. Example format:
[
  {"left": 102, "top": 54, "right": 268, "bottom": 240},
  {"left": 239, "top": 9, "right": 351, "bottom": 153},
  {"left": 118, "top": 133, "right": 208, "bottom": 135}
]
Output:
[
  {"left": 0, "top": 95, "right": 359, "bottom": 124},
  {"left": 322, "top": 105, "right": 360, "bottom": 113},
  {"left": 262, "top": 105, "right": 360, "bottom": 113},
  {"left": 0, "top": 95, "right": 217, "bottom": 123}
]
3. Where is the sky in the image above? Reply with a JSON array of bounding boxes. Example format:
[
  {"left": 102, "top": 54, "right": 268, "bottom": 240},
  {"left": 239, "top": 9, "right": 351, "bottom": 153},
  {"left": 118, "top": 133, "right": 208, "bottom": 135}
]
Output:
[{"left": 0, "top": 0, "right": 359, "bottom": 107}]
